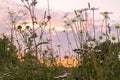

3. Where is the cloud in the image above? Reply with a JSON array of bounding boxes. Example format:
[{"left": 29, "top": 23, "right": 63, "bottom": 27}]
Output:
[{"left": 0, "top": 0, "right": 67, "bottom": 32}]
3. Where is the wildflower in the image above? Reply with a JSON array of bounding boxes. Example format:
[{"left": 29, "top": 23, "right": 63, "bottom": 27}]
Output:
[
  {"left": 71, "top": 17, "right": 77, "bottom": 23},
  {"left": 12, "top": 19, "right": 16, "bottom": 24},
  {"left": 100, "top": 11, "right": 113, "bottom": 20},
  {"left": 112, "top": 23, "right": 120, "bottom": 29},
  {"left": 64, "top": 23, "right": 71, "bottom": 29},
  {"left": 75, "top": 9, "right": 84, "bottom": 13},
  {"left": 98, "top": 34, "right": 106, "bottom": 43},
  {"left": 75, "top": 9, "right": 84, "bottom": 20},
  {"left": 39, "top": 20, "right": 47, "bottom": 26},
  {"left": 109, "top": 35, "right": 118, "bottom": 43},
  {"left": 90, "top": 7, "right": 99, "bottom": 11},
  {"left": 63, "top": 12, "right": 69, "bottom": 18},
  {"left": 118, "top": 54, "right": 120, "bottom": 60},
  {"left": 75, "top": 14, "right": 83, "bottom": 21},
  {"left": 17, "top": 25, "right": 22, "bottom": 30},
  {"left": 87, "top": 41, "right": 96, "bottom": 48},
  {"left": 77, "top": 30, "right": 84, "bottom": 36},
  {"left": 57, "top": 44, "right": 61, "bottom": 48},
  {"left": 22, "top": 22, "right": 29, "bottom": 25},
  {"left": 76, "top": 8, "right": 89, "bottom": 13},
  {"left": 25, "top": 25, "right": 30, "bottom": 30},
  {"left": 64, "top": 18, "right": 72, "bottom": 29}
]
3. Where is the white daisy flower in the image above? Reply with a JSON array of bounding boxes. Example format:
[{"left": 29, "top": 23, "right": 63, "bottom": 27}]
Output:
[
  {"left": 76, "top": 8, "right": 89, "bottom": 13},
  {"left": 109, "top": 35, "right": 118, "bottom": 44},
  {"left": 118, "top": 54, "right": 120, "bottom": 60},
  {"left": 77, "top": 30, "right": 84, "bottom": 36},
  {"left": 71, "top": 17, "right": 77, "bottom": 23},
  {"left": 90, "top": 7, "right": 99, "bottom": 11},
  {"left": 63, "top": 12, "right": 70, "bottom": 18},
  {"left": 64, "top": 18, "right": 72, "bottom": 29},
  {"left": 75, "top": 9, "right": 84, "bottom": 13},
  {"left": 98, "top": 35, "right": 106, "bottom": 43},
  {"left": 87, "top": 41, "right": 96, "bottom": 48},
  {"left": 100, "top": 11, "right": 113, "bottom": 20},
  {"left": 112, "top": 23, "right": 120, "bottom": 29},
  {"left": 75, "top": 13, "right": 83, "bottom": 21},
  {"left": 39, "top": 20, "right": 47, "bottom": 26}
]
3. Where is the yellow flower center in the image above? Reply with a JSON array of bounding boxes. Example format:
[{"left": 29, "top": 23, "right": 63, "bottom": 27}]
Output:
[
  {"left": 66, "top": 23, "right": 71, "bottom": 26},
  {"left": 23, "top": 22, "right": 27, "bottom": 25},
  {"left": 112, "top": 36, "right": 116, "bottom": 40},
  {"left": 79, "top": 31, "right": 83, "bottom": 35},
  {"left": 115, "top": 25, "right": 120, "bottom": 29},
  {"left": 89, "top": 43, "right": 93, "bottom": 47},
  {"left": 76, "top": 14, "right": 80, "bottom": 17},
  {"left": 104, "top": 12, "right": 108, "bottom": 14},
  {"left": 12, "top": 20, "right": 16, "bottom": 23},
  {"left": 71, "top": 19, "right": 76, "bottom": 22},
  {"left": 99, "top": 36, "right": 103, "bottom": 40},
  {"left": 57, "top": 44, "right": 61, "bottom": 47},
  {"left": 41, "top": 21, "right": 47, "bottom": 26}
]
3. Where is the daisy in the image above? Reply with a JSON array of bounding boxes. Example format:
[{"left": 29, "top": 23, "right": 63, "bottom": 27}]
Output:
[
  {"left": 98, "top": 34, "right": 106, "bottom": 43},
  {"left": 118, "top": 54, "right": 120, "bottom": 60},
  {"left": 90, "top": 7, "right": 99, "bottom": 11},
  {"left": 77, "top": 30, "right": 84, "bottom": 36},
  {"left": 76, "top": 8, "right": 89, "bottom": 13},
  {"left": 63, "top": 12, "right": 69, "bottom": 18},
  {"left": 64, "top": 18, "right": 72, "bottom": 29},
  {"left": 17, "top": 25, "right": 22, "bottom": 30},
  {"left": 109, "top": 35, "right": 118, "bottom": 44},
  {"left": 87, "top": 41, "right": 96, "bottom": 48},
  {"left": 112, "top": 23, "right": 120, "bottom": 29},
  {"left": 57, "top": 44, "right": 61, "bottom": 48},
  {"left": 39, "top": 20, "right": 47, "bottom": 26},
  {"left": 64, "top": 23, "right": 72, "bottom": 29},
  {"left": 75, "top": 9, "right": 84, "bottom": 13},
  {"left": 75, "top": 13, "right": 83, "bottom": 21},
  {"left": 100, "top": 11, "right": 113, "bottom": 20},
  {"left": 71, "top": 17, "right": 77, "bottom": 23}
]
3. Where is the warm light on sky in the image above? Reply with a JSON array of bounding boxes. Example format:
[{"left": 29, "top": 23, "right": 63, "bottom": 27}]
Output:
[
  {"left": 37, "top": 0, "right": 120, "bottom": 20},
  {"left": 0, "top": 0, "right": 120, "bottom": 29},
  {"left": 0, "top": 0, "right": 120, "bottom": 57},
  {"left": 0, "top": 0, "right": 119, "bottom": 34}
]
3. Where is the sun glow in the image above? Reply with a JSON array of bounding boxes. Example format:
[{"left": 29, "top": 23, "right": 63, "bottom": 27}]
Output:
[{"left": 17, "top": 53, "right": 79, "bottom": 67}]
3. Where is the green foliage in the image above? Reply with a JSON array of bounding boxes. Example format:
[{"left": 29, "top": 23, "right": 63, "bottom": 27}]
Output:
[
  {"left": 0, "top": 34, "right": 19, "bottom": 80},
  {"left": 74, "top": 41, "right": 120, "bottom": 80}
]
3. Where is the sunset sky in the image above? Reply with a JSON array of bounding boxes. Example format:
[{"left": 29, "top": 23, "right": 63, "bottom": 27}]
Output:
[
  {"left": 0, "top": 0, "right": 120, "bottom": 32},
  {"left": 0, "top": 0, "right": 120, "bottom": 43},
  {"left": 0, "top": 0, "right": 120, "bottom": 56}
]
